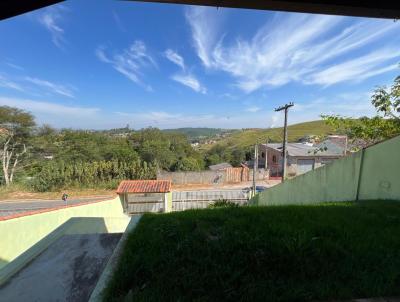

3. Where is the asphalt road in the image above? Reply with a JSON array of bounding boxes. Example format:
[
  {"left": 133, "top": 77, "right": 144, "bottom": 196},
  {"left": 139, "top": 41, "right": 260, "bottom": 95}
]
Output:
[{"left": 0, "top": 196, "right": 114, "bottom": 218}]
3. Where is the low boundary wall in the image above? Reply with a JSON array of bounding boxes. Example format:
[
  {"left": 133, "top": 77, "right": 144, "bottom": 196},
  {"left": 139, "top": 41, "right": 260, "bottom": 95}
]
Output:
[
  {"left": 252, "top": 135, "right": 400, "bottom": 206},
  {"left": 0, "top": 196, "right": 128, "bottom": 283},
  {"left": 157, "top": 168, "right": 266, "bottom": 185}
]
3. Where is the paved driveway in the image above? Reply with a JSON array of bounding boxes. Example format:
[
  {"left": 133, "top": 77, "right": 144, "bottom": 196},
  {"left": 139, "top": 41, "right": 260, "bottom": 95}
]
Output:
[{"left": 0, "top": 196, "right": 114, "bottom": 218}]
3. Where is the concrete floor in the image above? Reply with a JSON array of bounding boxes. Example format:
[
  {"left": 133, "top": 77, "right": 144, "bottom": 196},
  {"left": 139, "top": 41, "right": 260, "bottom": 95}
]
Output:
[{"left": 0, "top": 233, "right": 122, "bottom": 302}]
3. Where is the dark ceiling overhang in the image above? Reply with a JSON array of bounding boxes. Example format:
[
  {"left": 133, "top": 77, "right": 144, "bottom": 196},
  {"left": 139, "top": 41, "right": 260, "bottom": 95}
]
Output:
[
  {"left": 1, "top": 1, "right": 399, "bottom": 21},
  {"left": 0, "top": 1, "right": 62, "bottom": 21},
  {"left": 133, "top": 0, "right": 400, "bottom": 19}
]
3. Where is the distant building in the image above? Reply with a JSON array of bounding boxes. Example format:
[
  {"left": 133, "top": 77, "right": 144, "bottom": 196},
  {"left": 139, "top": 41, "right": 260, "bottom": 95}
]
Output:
[
  {"left": 208, "top": 162, "right": 233, "bottom": 171},
  {"left": 257, "top": 136, "right": 347, "bottom": 179}
]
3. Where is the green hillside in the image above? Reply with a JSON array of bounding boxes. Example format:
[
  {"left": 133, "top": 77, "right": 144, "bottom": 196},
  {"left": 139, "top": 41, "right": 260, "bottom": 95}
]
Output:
[
  {"left": 162, "top": 127, "right": 237, "bottom": 142},
  {"left": 201, "top": 120, "right": 335, "bottom": 150}
]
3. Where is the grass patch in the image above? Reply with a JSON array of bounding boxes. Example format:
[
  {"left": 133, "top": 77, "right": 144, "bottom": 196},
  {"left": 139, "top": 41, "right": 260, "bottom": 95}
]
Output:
[
  {"left": 199, "top": 120, "right": 334, "bottom": 151},
  {"left": 104, "top": 201, "right": 400, "bottom": 301}
]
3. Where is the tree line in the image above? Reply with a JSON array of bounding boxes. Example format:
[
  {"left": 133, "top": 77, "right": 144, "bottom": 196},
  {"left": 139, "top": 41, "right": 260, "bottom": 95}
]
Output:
[
  {"left": 0, "top": 112, "right": 207, "bottom": 191},
  {"left": 1, "top": 72, "right": 399, "bottom": 191}
]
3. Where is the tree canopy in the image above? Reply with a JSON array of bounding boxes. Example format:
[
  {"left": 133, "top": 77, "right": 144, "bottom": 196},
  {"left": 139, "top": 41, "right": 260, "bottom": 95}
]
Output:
[{"left": 322, "top": 73, "right": 400, "bottom": 149}]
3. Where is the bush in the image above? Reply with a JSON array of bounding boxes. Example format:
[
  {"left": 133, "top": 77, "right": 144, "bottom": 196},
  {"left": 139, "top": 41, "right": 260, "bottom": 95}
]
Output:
[
  {"left": 29, "top": 159, "right": 156, "bottom": 192},
  {"left": 210, "top": 199, "right": 239, "bottom": 208}
]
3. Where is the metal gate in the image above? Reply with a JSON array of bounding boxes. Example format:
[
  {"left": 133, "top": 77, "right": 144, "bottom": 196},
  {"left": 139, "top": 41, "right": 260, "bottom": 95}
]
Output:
[
  {"left": 225, "top": 167, "right": 249, "bottom": 183},
  {"left": 125, "top": 193, "right": 165, "bottom": 214},
  {"left": 297, "top": 159, "right": 315, "bottom": 175},
  {"left": 172, "top": 190, "right": 250, "bottom": 211}
]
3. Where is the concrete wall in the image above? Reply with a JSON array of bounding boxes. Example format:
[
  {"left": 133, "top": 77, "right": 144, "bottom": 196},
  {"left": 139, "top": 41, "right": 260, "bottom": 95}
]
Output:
[
  {"left": 158, "top": 169, "right": 266, "bottom": 185},
  {"left": 252, "top": 135, "right": 400, "bottom": 206},
  {"left": 358, "top": 136, "right": 400, "bottom": 200},
  {"left": 157, "top": 170, "right": 225, "bottom": 185},
  {"left": 0, "top": 196, "right": 127, "bottom": 277}
]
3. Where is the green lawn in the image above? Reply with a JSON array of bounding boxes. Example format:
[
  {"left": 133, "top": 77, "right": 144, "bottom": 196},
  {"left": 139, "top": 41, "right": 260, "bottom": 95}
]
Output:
[{"left": 103, "top": 201, "right": 400, "bottom": 302}]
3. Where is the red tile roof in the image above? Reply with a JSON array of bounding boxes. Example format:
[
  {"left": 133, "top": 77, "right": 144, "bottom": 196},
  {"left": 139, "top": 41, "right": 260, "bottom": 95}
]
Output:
[{"left": 116, "top": 180, "right": 171, "bottom": 194}]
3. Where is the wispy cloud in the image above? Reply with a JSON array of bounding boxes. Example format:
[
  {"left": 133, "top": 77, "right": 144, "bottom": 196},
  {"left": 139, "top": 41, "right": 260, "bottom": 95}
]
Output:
[
  {"left": 0, "top": 75, "right": 24, "bottom": 91},
  {"left": 185, "top": 6, "right": 222, "bottom": 68},
  {"left": 164, "top": 48, "right": 206, "bottom": 93},
  {"left": 246, "top": 106, "right": 261, "bottom": 112},
  {"left": 115, "top": 111, "right": 215, "bottom": 128},
  {"left": 38, "top": 6, "right": 67, "bottom": 49},
  {"left": 0, "top": 97, "right": 99, "bottom": 119},
  {"left": 171, "top": 73, "right": 206, "bottom": 94},
  {"left": 4, "top": 62, "right": 24, "bottom": 71},
  {"left": 25, "top": 77, "right": 75, "bottom": 98},
  {"left": 164, "top": 49, "right": 185, "bottom": 69},
  {"left": 185, "top": 8, "right": 400, "bottom": 92},
  {"left": 96, "top": 41, "right": 156, "bottom": 91},
  {"left": 306, "top": 49, "right": 399, "bottom": 86},
  {"left": 112, "top": 11, "right": 126, "bottom": 32}
]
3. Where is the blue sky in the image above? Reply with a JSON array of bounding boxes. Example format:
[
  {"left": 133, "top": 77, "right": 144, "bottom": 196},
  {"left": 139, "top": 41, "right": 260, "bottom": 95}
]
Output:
[{"left": 0, "top": 1, "right": 399, "bottom": 129}]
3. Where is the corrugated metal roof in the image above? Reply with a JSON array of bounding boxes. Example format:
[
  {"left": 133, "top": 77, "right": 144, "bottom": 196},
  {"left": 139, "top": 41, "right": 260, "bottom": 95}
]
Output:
[
  {"left": 263, "top": 142, "right": 344, "bottom": 157},
  {"left": 116, "top": 180, "right": 171, "bottom": 194}
]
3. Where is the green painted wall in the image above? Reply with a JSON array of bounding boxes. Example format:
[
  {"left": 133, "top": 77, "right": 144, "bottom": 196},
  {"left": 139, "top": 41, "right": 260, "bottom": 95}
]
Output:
[
  {"left": 253, "top": 135, "right": 400, "bottom": 206},
  {"left": 0, "top": 197, "right": 127, "bottom": 274},
  {"left": 359, "top": 136, "right": 400, "bottom": 200}
]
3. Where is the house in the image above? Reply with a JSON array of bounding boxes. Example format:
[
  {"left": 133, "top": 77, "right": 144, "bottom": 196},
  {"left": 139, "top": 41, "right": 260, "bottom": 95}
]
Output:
[{"left": 258, "top": 136, "right": 347, "bottom": 179}]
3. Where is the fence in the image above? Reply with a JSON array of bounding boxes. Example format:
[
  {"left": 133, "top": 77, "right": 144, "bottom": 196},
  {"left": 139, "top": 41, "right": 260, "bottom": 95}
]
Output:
[
  {"left": 251, "top": 135, "right": 400, "bottom": 206},
  {"left": 121, "top": 192, "right": 172, "bottom": 215},
  {"left": 172, "top": 190, "right": 250, "bottom": 211},
  {"left": 225, "top": 167, "right": 249, "bottom": 182},
  {"left": 157, "top": 168, "right": 265, "bottom": 185}
]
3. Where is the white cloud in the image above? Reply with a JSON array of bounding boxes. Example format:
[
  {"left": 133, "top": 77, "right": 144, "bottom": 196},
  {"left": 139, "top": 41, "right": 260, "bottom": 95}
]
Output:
[
  {"left": 25, "top": 77, "right": 75, "bottom": 98},
  {"left": 0, "top": 75, "right": 24, "bottom": 91},
  {"left": 185, "top": 7, "right": 222, "bottom": 68},
  {"left": 246, "top": 106, "right": 261, "bottom": 112},
  {"left": 0, "top": 97, "right": 98, "bottom": 117},
  {"left": 115, "top": 111, "right": 215, "bottom": 128},
  {"left": 164, "top": 49, "right": 185, "bottom": 69},
  {"left": 164, "top": 49, "right": 206, "bottom": 93},
  {"left": 185, "top": 8, "right": 400, "bottom": 92},
  {"left": 306, "top": 49, "right": 400, "bottom": 86},
  {"left": 38, "top": 6, "right": 67, "bottom": 48},
  {"left": 112, "top": 11, "right": 126, "bottom": 32},
  {"left": 5, "top": 62, "right": 24, "bottom": 71},
  {"left": 171, "top": 73, "right": 206, "bottom": 94},
  {"left": 96, "top": 41, "right": 156, "bottom": 91}
]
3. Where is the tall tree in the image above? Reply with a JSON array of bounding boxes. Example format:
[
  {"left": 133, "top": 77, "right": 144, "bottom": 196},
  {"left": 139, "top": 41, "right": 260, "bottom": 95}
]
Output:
[
  {"left": 0, "top": 106, "right": 35, "bottom": 185},
  {"left": 322, "top": 74, "right": 400, "bottom": 149}
]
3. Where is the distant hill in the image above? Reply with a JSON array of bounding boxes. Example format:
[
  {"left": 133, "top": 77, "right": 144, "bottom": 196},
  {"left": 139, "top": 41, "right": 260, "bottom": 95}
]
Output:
[
  {"left": 200, "top": 120, "right": 336, "bottom": 151},
  {"left": 162, "top": 128, "right": 238, "bottom": 142}
]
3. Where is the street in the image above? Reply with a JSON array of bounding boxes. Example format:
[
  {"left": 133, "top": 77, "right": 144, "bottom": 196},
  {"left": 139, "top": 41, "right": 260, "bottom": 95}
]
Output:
[{"left": 0, "top": 196, "right": 114, "bottom": 218}]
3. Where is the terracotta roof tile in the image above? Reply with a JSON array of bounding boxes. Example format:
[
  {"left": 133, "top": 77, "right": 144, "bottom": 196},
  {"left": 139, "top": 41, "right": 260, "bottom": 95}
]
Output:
[{"left": 116, "top": 180, "right": 171, "bottom": 194}]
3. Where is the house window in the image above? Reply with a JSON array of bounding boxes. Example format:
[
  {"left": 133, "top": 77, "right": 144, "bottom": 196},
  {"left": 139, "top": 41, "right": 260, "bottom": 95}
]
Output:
[
  {"left": 261, "top": 152, "right": 265, "bottom": 158},
  {"left": 272, "top": 155, "right": 277, "bottom": 163}
]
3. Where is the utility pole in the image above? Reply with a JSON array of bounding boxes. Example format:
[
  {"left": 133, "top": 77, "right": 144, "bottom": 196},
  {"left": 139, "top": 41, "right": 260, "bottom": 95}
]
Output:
[
  {"left": 274, "top": 102, "right": 294, "bottom": 183},
  {"left": 253, "top": 143, "right": 258, "bottom": 196}
]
